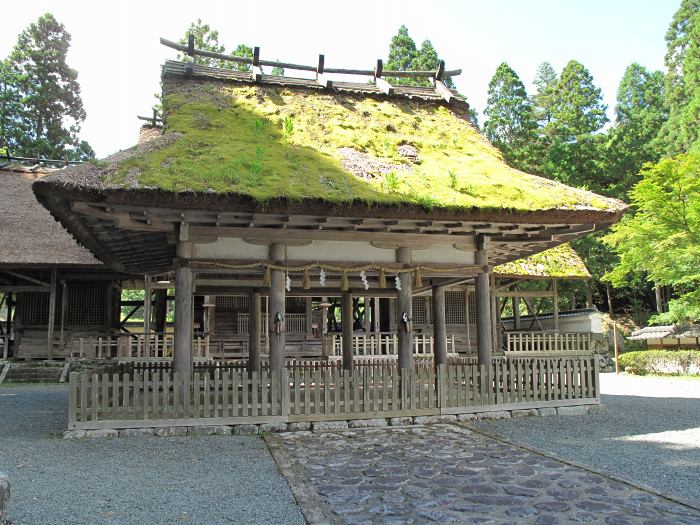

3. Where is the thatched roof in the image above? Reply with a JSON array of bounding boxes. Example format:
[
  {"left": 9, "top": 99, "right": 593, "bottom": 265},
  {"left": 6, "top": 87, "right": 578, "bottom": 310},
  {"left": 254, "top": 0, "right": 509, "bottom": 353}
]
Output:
[
  {"left": 0, "top": 165, "right": 101, "bottom": 267},
  {"left": 34, "top": 60, "right": 625, "bottom": 225},
  {"left": 494, "top": 244, "right": 590, "bottom": 279}
]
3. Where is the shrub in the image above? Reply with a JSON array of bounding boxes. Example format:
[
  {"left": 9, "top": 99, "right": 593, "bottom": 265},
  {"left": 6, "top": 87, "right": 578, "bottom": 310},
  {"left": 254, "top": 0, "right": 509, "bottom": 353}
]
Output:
[{"left": 618, "top": 350, "right": 700, "bottom": 376}]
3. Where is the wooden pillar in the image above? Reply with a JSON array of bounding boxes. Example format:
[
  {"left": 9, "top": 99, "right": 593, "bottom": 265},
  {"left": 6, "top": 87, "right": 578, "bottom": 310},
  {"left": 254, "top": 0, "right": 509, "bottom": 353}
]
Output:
[
  {"left": 320, "top": 296, "right": 329, "bottom": 357},
  {"left": 305, "top": 297, "right": 313, "bottom": 338},
  {"left": 268, "top": 243, "right": 286, "bottom": 372},
  {"left": 513, "top": 296, "right": 521, "bottom": 330},
  {"left": 491, "top": 274, "right": 500, "bottom": 352},
  {"left": 154, "top": 289, "right": 168, "bottom": 333},
  {"left": 396, "top": 247, "right": 413, "bottom": 370},
  {"left": 342, "top": 293, "right": 354, "bottom": 370},
  {"left": 173, "top": 265, "right": 193, "bottom": 377},
  {"left": 372, "top": 297, "right": 380, "bottom": 333},
  {"left": 432, "top": 286, "right": 448, "bottom": 366},
  {"left": 475, "top": 238, "right": 493, "bottom": 365},
  {"left": 59, "top": 281, "right": 68, "bottom": 348},
  {"left": 552, "top": 278, "right": 559, "bottom": 332},
  {"left": 47, "top": 269, "right": 57, "bottom": 360},
  {"left": 363, "top": 297, "right": 371, "bottom": 333},
  {"left": 465, "top": 289, "right": 472, "bottom": 353},
  {"left": 248, "top": 291, "right": 261, "bottom": 375},
  {"left": 143, "top": 277, "right": 151, "bottom": 335}
]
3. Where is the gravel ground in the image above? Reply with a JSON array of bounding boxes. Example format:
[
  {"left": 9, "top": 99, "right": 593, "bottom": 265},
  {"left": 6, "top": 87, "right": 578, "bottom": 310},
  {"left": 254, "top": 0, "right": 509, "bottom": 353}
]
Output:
[
  {"left": 474, "top": 372, "right": 700, "bottom": 505},
  {"left": 0, "top": 384, "right": 305, "bottom": 525}
]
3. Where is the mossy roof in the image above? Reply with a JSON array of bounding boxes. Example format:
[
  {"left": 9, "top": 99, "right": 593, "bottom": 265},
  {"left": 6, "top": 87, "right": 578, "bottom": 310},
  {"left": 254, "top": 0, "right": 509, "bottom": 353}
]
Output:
[
  {"left": 36, "top": 61, "right": 625, "bottom": 226},
  {"left": 494, "top": 243, "right": 590, "bottom": 279}
]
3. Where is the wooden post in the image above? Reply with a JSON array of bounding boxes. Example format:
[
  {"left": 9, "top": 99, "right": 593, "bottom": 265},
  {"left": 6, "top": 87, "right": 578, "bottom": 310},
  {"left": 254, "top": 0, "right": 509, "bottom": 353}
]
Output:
[
  {"left": 47, "top": 269, "right": 57, "bottom": 360},
  {"left": 173, "top": 265, "right": 193, "bottom": 377},
  {"left": 552, "top": 278, "right": 559, "bottom": 332},
  {"left": 363, "top": 297, "right": 371, "bottom": 333},
  {"left": 432, "top": 286, "right": 447, "bottom": 366},
  {"left": 475, "top": 237, "right": 493, "bottom": 365},
  {"left": 143, "top": 277, "right": 151, "bottom": 336},
  {"left": 513, "top": 296, "right": 521, "bottom": 330},
  {"left": 396, "top": 247, "right": 413, "bottom": 370},
  {"left": 320, "top": 296, "right": 329, "bottom": 356},
  {"left": 342, "top": 293, "right": 354, "bottom": 370},
  {"left": 305, "top": 297, "right": 313, "bottom": 338},
  {"left": 154, "top": 289, "right": 168, "bottom": 333},
  {"left": 373, "top": 297, "right": 380, "bottom": 333},
  {"left": 248, "top": 291, "right": 261, "bottom": 375},
  {"left": 60, "top": 281, "right": 68, "bottom": 349},
  {"left": 269, "top": 243, "right": 286, "bottom": 372}
]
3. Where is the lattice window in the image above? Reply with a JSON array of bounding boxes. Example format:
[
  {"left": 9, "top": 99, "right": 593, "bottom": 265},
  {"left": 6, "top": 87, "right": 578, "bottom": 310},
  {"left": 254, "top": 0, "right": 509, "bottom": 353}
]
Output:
[
  {"left": 445, "top": 291, "right": 465, "bottom": 325},
  {"left": 17, "top": 292, "right": 50, "bottom": 326},
  {"left": 216, "top": 296, "right": 249, "bottom": 310},
  {"left": 67, "top": 286, "right": 105, "bottom": 326},
  {"left": 412, "top": 297, "right": 427, "bottom": 325},
  {"left": 467, "top": 291, "right": 477, "bottom": 323}
]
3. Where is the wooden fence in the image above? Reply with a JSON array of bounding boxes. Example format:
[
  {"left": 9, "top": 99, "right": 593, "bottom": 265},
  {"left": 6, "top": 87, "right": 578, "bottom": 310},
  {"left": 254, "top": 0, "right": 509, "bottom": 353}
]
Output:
[
  {"left": 0, "top": 335, "right": 8, "bottom": 360},
  {"left": 505, "top": 332, "right": 592, "bottom": 355},
  {"left": 69, "top": 333, "right": 210, "bottom": 361},
  {"left": 329, "top": 333, "right": 457, "bottom": 357},
  {"left": 67, "top": 355, "right": 600, "bottom": 430}
]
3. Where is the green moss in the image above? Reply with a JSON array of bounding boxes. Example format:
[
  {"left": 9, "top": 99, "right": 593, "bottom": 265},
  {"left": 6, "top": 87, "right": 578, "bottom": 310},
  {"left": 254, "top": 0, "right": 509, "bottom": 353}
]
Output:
[
  {"left": 113, "top": 82, "right": 613, "bottom": 212},
  {"left": 495, "top": 244, "right": 590, "bottom": 278}
]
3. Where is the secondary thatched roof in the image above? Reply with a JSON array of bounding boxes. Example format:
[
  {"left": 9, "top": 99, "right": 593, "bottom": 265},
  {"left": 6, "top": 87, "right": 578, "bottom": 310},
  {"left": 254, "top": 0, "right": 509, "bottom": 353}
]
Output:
[
  {"left": 34, "top": 60, "right": 625, "bottom": 225},
  {"left": 0, "top": 165, "right": 101, "bottom": 266},
  {"left": 494, "top": 244, "right": 590, "bottom": 279}
]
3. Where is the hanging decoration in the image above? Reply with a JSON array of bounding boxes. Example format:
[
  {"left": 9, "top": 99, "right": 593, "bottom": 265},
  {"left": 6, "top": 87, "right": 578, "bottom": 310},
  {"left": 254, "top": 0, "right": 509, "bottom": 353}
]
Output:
[
  {"left": 359, "top": 270, "right": 370, "bottom": 290},
  {"left": 414, "top": 268, "right": 423, "bottom": 288},
  {"left": 395, "top": 275, "right": 402, "bottom": 291},
  {"left": 379, "top": 268, "right": 387, "bottom": 289},
  {"left": 285, "top": 274, "right": 292, "bottom": 292},
  {"left": 263, "top": 267, "right": 271, "bottom": 287},
  {"left": 319, "top": 269, "right": 327, "bottom": 287},
  {"left": 340, "top": 272, "right": 349, "bottom": 292},
  {"left": 302, "top": 269, "right": 311, "bottom": 290}
]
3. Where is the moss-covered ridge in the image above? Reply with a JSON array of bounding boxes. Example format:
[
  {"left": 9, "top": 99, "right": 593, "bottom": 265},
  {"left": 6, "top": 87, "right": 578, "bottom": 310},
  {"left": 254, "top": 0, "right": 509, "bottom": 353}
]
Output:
[
  {"left": 495, "top": 244, "right": 590, "bottom": 278},
  {"left": 112, "top": 81, "right": 618, "bottom": 213}
]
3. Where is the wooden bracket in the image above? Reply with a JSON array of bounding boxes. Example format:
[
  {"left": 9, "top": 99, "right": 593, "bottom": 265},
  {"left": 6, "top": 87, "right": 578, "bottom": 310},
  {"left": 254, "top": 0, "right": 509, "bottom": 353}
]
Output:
[
  {"left": 374, "top": 59, "right": 394, "bottom": 95},
  {"left": 315, "top": 55, "right": 332, "bottom": 89},
  {"left": 434, "top": 79, "right": 454, "bottom": 104}
]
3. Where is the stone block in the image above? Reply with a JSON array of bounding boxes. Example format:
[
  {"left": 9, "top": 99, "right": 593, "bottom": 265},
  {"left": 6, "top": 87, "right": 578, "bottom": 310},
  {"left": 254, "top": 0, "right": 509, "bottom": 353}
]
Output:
[
  {"left": 511, "top": 409, "right": 538, "bottom": 418},
  {"left": 232, "top": 424, "right": 258, "bottom": 435},
  {"left": 63, "top": 430, "right": 87, "bottom": 440},
  {"left": 86, "top": 429, "right": 118, "bottom": 439},
  {"left": 388, "top": 417, "right": 414, "bottom": 426},
  {"left": 311, "top": 420, "right": 348, "bottom": 431},
  {"left": 587, "top": 404, "right": 608, "bottom": 416},
  {"left": 187, "top": 425, "right": 231, "bottom": 436},
  {"left": 414, "top": 415, "right": 457, "bottom": 425},
  {"left": 557, "top": 405, "right": 589, "bottom": 416},
  {"left": 155, "top": 426, "right": 188, "bottom": 437},
  {"left": 348, "top": 418, "right": 388, "bottom": 428},
  {"left": 258, "top": 422, "right": 288, "bottom": 433},
  {"left": 118, "top": 428, "right": 155, "bottom": 438},
  {"left": 476, "top": 411, "right": 511, "bottom": 420},
  {"left": 457, "top": 413, "right": 477, "bottom": 422},
  {"left": 287, "top": 422, "right": 311, "bottom": 431},
  {"left": 0, "top": 474, "right": 9, "bottom": 524},
  {"left": 537, "top": 407, "right": 558, "bottom": 417}
]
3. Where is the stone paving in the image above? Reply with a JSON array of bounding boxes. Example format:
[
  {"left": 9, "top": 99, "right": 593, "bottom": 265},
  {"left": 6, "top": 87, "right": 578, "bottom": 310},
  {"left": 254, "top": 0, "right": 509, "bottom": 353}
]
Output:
[{"left": 276, "top": 424, "right": 700, "bottom": 525}]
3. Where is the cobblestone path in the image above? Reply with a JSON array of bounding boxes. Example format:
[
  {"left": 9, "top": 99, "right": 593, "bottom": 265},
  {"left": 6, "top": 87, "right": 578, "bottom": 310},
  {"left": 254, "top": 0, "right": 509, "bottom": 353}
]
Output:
[{"left": 276, "top": 424, "right": 700, "bottom": 525}]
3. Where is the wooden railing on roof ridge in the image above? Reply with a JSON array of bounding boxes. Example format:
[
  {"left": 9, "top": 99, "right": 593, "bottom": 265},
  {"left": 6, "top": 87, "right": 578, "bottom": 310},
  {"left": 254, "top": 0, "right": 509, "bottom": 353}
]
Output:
[{"left": 159, "top": 36, "right": 465, "bottom": 106}]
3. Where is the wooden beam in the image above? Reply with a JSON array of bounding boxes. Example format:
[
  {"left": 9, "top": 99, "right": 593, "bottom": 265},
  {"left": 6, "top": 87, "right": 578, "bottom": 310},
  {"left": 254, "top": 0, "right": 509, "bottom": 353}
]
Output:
[
  {"left": 496, "top": 290, "right": 555, "bottom": 298},
  {"left": 0, "top": 270, "right": 49, "bottom": 287}
]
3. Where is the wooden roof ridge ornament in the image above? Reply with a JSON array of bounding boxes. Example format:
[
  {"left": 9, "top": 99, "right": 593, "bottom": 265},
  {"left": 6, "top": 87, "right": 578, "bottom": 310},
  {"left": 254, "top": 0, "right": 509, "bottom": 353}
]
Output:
[
  {"left": 252, "top": 47, "right": 263, "bottom": 82},
  {"left": 316, "top": 54, "right": 333, "bottom": 90},
  {"left": 374, "top": 60, "right": 394, "bottom": 96},
  {"left": 184, "top": 34, "right": 194, "bottom": 78}
]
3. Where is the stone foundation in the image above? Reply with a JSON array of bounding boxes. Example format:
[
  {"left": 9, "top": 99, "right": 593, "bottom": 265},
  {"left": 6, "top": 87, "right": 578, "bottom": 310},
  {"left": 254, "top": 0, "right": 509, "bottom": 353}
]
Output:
[{"left": 63, "top": 403, "right": 606, "bottom": 439}]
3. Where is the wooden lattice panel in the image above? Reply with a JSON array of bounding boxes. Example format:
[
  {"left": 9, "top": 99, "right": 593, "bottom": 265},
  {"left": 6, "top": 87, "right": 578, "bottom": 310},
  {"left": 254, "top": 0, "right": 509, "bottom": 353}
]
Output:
[
  {"left": 412, "top": 297, "right": 427, "bottom": 325},
  {"left": 215, "top": 296, "right": 249, "bottom": 310},
  {"left": 467, "top": 291, "right": 477, "bottom": 324},
  {"left": 445, "top": 291, "right": 466, "bottom": 325},
  {"left": 17, "top": 292, "right": 50, "bottom": 326},
  {"left": 68, "top": 286, "right": 106, "bottom": 326}
]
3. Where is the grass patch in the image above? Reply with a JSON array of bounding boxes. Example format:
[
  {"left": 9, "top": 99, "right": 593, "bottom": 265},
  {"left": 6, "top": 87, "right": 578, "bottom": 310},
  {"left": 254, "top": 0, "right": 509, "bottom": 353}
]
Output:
[{"left": 112, "top": 81, "right": 614, "bottom": 213}]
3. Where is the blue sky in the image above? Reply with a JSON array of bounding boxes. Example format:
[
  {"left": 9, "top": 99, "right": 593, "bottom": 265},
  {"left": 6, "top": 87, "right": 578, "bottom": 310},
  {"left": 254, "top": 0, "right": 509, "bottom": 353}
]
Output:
[{"left": 1, "top": 0, "right": 681, "bottom": 157}]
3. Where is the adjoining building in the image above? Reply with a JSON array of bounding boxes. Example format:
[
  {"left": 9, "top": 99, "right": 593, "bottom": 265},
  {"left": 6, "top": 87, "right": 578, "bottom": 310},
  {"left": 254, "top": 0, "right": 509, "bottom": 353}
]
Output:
[{"left": 29, "top": 41, "right": 625, "bottom": 428}]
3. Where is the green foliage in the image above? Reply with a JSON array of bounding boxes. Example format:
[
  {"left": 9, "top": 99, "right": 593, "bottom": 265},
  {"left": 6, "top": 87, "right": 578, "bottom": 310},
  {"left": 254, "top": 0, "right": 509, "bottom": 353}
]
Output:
[
  {"left": 384, "top": 171, "right": 400, "bottom": 192},
  {"left": 483, "top": 62, "right": 538, "bottom": 172},
  {"left": 618, "top": 350, "right": 700, "bottom": 376},
  {"left": 0, "top": 13, "right": 93, "bottom": 160},
  {"left": 231, "top": 44, "right": 253, "bottom": 72},
  {"left": 178, "top": 19, "right": 228, "bottom": 68},
  {"left": 604, "top": 64, "right": 667, "bottom": 197},
  {"left": 447, "top": 169, "right": 457, "bottom": 189},
  {"left": 604, "top": 151, "right": 700, "bottom": 321},
  {"left": 658, "top": 0, "right": 700, "bottom": 154},
  {"left": 532, "top": 62, "right": 558, "bottom": 131}
]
